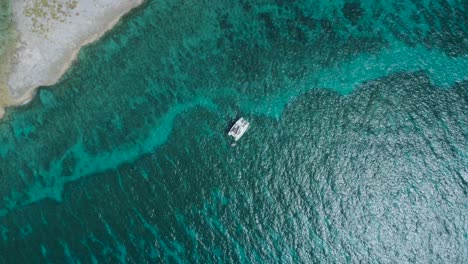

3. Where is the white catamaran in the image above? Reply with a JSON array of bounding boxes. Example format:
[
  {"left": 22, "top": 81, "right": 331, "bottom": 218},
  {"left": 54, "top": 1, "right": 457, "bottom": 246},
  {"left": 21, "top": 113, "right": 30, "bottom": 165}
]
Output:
[{"left": 228, "top": 118, "right": 250, "bottom": 141}]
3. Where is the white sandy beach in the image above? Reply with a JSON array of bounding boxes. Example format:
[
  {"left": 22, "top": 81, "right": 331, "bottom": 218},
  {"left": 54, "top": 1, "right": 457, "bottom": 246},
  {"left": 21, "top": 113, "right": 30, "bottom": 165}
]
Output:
[{"left": 0, "top": 0, "right": 144, "bottom": 118}]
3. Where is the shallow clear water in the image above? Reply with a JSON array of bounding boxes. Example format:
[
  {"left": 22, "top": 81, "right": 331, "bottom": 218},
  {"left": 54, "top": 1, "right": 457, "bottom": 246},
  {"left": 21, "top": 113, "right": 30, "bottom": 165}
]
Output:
[
  {"left": 0, "top": 0, "right": 15, "bottom": 103},
  {"left": 0, "top": 0, "right": 14, "bottom": 57},
  {"left": 0, "top": 0, "right": 467, "bottom": 262}
]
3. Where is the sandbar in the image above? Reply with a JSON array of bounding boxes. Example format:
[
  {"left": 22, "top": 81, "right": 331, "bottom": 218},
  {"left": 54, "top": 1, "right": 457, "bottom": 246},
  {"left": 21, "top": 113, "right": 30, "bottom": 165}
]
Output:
[{"left": 0, "top": 0, "right": 144, "bottom": 118}]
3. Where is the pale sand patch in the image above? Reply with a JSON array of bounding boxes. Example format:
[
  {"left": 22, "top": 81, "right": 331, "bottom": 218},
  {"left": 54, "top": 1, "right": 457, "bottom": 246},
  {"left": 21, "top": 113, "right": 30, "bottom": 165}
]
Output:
[{"left": 0, "top": 0, "right": 144, "bottom": 118}]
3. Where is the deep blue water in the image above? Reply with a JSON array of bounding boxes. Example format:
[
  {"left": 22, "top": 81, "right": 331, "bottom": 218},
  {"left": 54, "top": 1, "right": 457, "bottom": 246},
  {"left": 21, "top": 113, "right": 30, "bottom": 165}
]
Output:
[{"left": 0, "top": 0, "right": 467, "bottom": 262}]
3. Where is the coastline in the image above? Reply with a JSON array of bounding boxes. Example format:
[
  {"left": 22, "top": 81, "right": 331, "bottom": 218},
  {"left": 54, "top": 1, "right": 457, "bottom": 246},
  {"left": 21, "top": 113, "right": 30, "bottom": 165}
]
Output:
[
  {"left": 0, "top": 0, "right": 144, "bottom": 119},
  {"left": 0, "top": 38, "right": 16, "bottom": 118}
]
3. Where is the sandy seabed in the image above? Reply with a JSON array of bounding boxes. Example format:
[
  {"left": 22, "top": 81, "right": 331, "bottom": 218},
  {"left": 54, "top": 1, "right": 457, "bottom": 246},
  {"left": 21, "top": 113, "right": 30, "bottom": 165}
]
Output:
[{"left": 0, "top": 0, "right": 144, "bottom": 118}]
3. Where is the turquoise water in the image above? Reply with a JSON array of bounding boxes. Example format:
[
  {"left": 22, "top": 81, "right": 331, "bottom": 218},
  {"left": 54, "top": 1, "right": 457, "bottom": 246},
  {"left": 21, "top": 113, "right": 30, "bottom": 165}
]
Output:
[{"left": 0, "top": 0, "right": 467, "bottom": 262}]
